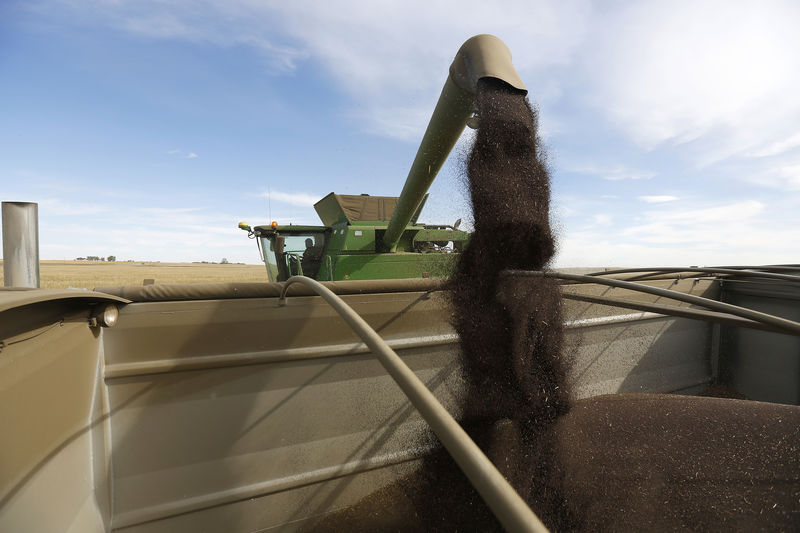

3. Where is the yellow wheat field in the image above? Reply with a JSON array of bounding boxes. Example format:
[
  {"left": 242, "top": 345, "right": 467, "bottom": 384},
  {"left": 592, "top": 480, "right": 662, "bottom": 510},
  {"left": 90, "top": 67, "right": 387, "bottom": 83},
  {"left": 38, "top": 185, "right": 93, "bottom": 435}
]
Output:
[{"left": 0, "top": 260, "right": 267, "bottom": 289}]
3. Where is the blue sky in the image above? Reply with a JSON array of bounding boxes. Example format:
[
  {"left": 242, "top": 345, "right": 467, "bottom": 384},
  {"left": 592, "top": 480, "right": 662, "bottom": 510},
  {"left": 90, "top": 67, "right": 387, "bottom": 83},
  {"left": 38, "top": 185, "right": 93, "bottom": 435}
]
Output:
[{"left": 1, "top": 0, "right": 798, "bottom": 266}]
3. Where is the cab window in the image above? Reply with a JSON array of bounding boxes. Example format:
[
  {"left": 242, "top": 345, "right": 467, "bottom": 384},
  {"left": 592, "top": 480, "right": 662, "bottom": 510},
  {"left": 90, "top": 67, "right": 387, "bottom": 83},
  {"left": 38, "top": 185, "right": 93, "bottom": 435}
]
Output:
[{"left": 261, "top": 231, "right": 327, "bottom": 281}]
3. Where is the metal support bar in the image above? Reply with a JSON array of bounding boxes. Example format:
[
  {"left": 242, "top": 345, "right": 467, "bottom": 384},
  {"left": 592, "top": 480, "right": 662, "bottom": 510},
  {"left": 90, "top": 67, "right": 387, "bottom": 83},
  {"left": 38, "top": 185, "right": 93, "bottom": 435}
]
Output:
[
  {"left": 562, "top": 292, "right": 791, "bottom": 334},
  {"left": 2, "top": 202, "right": 40, "bottom": 288},
  {"left": 279, "top": 275, "right": 549, "bottom": 533},
  {"left": 585, "top": 266, "right": 800, "bottom": 283},
  {"left": 504, "top": 270, "right": 800, "bottom": 337}
]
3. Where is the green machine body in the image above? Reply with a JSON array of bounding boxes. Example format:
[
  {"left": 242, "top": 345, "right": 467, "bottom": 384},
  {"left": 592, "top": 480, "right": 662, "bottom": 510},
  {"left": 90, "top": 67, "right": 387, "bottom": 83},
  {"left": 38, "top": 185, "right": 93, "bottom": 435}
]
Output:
[{"left": 241, "top": 34, "right": 526, "bottom": 282}]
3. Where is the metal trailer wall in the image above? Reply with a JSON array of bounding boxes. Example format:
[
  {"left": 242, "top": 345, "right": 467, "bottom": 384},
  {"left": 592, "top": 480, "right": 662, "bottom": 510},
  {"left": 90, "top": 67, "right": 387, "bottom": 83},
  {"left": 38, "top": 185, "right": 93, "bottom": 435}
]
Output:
[
  {"left": 0, "top": 291, "right": 127, "bottom": 533},
  {"left": 720, "top": 278, "right": 800, "bottom": 405},
  {"left": 100, "top": 279, "right": 716, "bottom": 531},
  {"left": 563, "top": 278, "right": 717, "bottom": 398},
  {"left": 102, "top": 290, "right": 461, "bottom": 532},
  {"left": 1, "top": 277, "right": 718, "bottom": 532}
]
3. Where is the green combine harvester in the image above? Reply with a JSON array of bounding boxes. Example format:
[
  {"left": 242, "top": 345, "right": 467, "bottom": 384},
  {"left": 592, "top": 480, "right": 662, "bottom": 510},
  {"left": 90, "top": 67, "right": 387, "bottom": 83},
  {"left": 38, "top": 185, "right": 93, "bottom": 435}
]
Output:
[
  {"left": 239, "top": 34, "right": 527, "bottom": 282},
  {"left": 240, "top": 193, "right": 468, "bottom": 281}
]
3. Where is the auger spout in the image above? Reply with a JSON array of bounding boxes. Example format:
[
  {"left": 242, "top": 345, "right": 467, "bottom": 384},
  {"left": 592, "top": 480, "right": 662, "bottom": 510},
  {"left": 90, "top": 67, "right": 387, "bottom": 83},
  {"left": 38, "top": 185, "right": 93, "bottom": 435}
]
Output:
[{"left": 381, "top": 34, "right": 527, "bottom": 252}]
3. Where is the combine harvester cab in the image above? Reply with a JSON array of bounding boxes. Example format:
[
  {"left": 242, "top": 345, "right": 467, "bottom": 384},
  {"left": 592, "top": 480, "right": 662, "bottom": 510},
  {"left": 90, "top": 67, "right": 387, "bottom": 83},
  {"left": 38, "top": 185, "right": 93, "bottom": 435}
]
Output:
[{"left": 2, "top": 36, "right": 800, "bottom": 533}]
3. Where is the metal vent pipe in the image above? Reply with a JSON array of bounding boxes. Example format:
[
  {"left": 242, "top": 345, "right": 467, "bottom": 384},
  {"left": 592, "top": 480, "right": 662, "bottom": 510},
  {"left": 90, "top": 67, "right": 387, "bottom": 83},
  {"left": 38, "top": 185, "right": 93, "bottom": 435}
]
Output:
[{"left": 2, "top": 202, "right": 40, "bottom": 288}]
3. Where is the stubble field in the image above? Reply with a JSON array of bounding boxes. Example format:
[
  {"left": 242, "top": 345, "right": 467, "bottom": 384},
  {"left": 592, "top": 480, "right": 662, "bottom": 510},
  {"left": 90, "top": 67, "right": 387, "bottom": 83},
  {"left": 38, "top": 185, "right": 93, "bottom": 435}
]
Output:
[{"left": 0, "top": 260, "right": 267, "bottom": 289}]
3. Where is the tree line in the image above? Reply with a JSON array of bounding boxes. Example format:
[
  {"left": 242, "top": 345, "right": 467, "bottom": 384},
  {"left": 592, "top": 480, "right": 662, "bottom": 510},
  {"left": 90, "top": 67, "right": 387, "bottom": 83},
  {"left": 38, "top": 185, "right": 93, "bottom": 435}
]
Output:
[{"left": 74, "top": 256, "right": 237, "bottom": 263}]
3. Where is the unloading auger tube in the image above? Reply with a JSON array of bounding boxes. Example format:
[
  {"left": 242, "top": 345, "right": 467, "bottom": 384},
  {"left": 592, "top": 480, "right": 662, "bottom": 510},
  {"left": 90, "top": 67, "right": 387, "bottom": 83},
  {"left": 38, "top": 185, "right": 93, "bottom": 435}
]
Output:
[
  {"left": 279, "top": 276, "right": 549, "bottom": 533},
  {"left": 381, "top": 34, "right": 527, "bottom": 252}
]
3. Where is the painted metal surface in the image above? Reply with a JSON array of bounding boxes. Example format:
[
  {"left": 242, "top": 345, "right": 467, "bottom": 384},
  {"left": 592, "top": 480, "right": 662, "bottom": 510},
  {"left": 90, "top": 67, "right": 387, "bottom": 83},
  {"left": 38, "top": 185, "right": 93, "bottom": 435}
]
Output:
[
  {"left": 250, "top": 221, "right": 466, "bottom": 282},
  {"left": 721, "top": 277, "right": 800, "bottom": 404},
  {"left": 103, "top": 288, "right": 459, "bottom": 531},
  {"left": 0, "top": 289, "right": 129, "bottom": 315},
  {"left": 278, "top": 275, "right": 548, "bottom": 533},
  {"left": 8, "top": 272, "right": 797, "bottom": 532},
  {"left": 98, "top": 278, "right": 717, "bottom": 531},
  {"left": 1, "top": 202, "right": 40, "bottom": 288},
  {"left": 0, "top": 299, "right": 110, "bottom": 533},
  {"left": 0, "top": 271, "right": 729, "bottom": 532},
  {"left": 562, "top": 278, "right": 719, "bottom": 399}
]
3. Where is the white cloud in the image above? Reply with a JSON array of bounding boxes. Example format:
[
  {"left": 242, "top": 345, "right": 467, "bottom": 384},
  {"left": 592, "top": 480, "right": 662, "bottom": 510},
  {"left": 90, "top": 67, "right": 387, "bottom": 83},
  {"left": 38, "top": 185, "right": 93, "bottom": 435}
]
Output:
[
  {"left": 555, "top": 200, "right": 796, "bottom": 267},
  {"left": 40, "top": 0, "right": 800, "bottom": 162},
  {"left": 746, "top": 132, "right": 800, "bottom": 158},
  {"left": 617, "top": 201, "right": 766, "bottom": 247},
  {"left": 555, "top": 232, "right": 796, "bottom": 268},
  {"left": 350, "top": 106, "right": 437, "bottom": 142},
  {"left": 256, "top": 190, "right": 321, "bottom": 207},
  {"left": 44, "top": 0, "right": 592, "bottom": 140},
  {"left": 28, "top": 200, "right": 268, "bottom": 263},
  {"left": 592, "top": 213, "right": 611, "bottom": 225},
  {"left": 37, "top": 198, "right": 112, "bottom": 216},
  {"left": 580, "top": 1, "right": 800, "bottom": 160},
  {"left": 267, "top": 1, "right": 592, "bottom": 139},
  {"left": 553, "top": 205, "right": 577, "bottom": 218},
  {"left": 569, "top": 164, "right": 655, "bottom": 181},
  {"left": 271, "top": 1, "right": 591, "bottom": 91},
  {"left": 776, "top": 164, "right": 800, "bottom": 188},
  {"left": 638, "top": 195, "right": 678, "bottom": 203},
  {"left": 642, "top": 201, "right": 763, "bottom": 226},
  {"left": 742, "top": 164, "right": 800, "bottom": 191},
  {"left": 66, "top": 0, "right": 308, "bottom": 73},
  {"left": 166, "top": 149, "right": 198, "bottom": 159},
  {"left": 18, "top": 0, "right": 800, "bottom": 268}
]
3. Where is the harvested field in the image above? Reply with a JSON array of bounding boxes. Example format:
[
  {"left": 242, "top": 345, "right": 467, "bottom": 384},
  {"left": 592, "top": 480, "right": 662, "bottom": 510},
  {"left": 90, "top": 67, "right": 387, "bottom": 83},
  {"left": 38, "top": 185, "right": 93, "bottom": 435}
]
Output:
[{"left": 0, "top": 260, "right": 266, "bottom": 289}]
